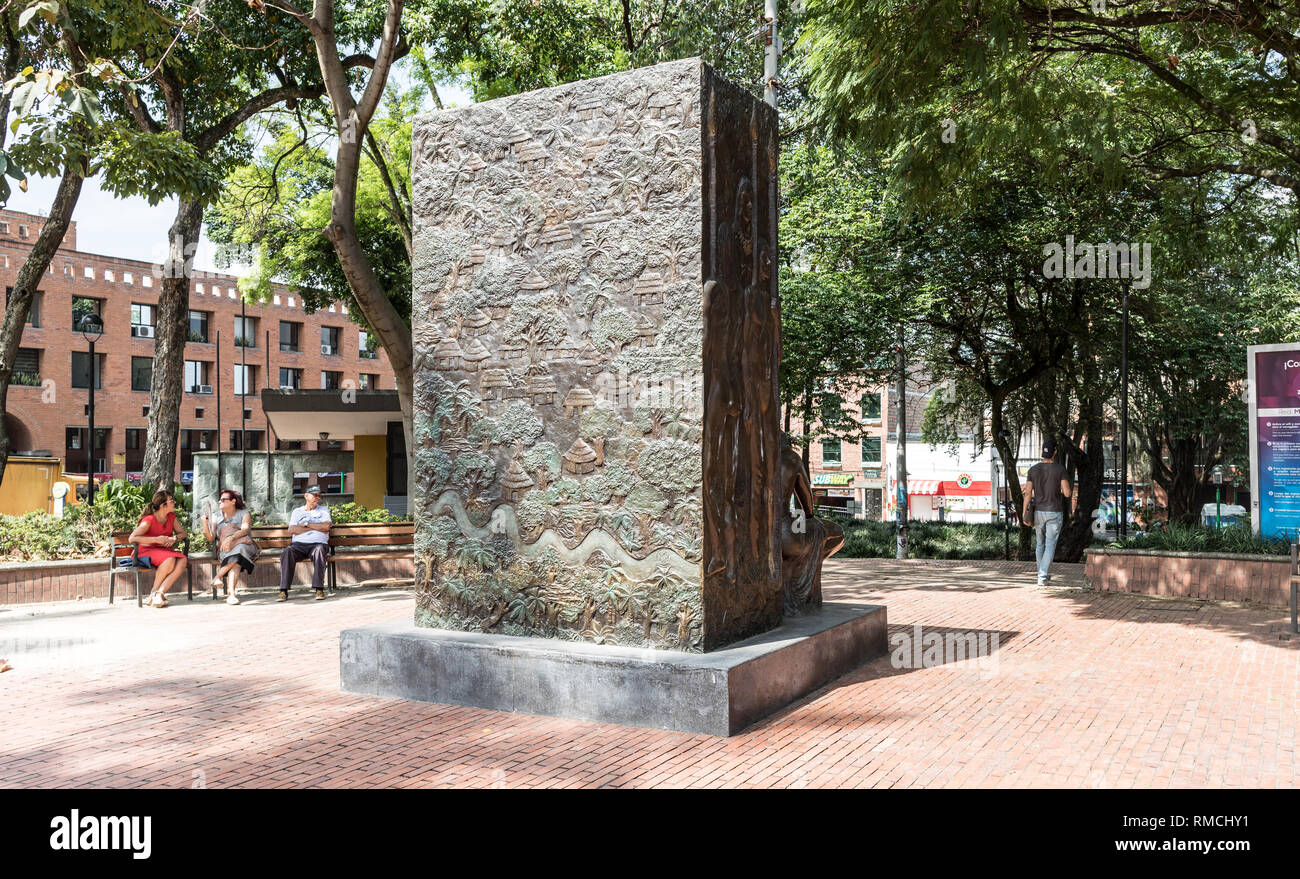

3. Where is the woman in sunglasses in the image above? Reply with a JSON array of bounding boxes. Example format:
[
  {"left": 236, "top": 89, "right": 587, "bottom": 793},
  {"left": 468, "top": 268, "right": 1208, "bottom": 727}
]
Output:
[{"left": 201, "top": 489, "right": 256, "bottom": 605}]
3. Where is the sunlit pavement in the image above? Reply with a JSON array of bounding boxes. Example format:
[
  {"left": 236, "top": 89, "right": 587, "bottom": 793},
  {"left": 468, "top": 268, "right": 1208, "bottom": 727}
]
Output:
[{"left": 1, "top": 558, "right": 1295, "bottom": 788}]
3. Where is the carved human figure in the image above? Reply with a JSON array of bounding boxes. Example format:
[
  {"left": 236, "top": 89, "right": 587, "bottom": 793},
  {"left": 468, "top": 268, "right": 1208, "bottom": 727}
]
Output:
[{"left": 779, "top": 434, "right": 845, "bottom": 614}]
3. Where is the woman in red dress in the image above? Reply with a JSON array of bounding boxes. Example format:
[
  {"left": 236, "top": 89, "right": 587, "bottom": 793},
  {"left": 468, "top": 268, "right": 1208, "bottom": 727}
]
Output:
[{"left": 129, "top": 490, "right": 189, "bottom": 608}]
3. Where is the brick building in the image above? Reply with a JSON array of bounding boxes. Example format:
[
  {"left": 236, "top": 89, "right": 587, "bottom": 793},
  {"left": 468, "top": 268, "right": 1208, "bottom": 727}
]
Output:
[
  {"left": 787, "top": 387, "right": 891, "bottom": 519},
  {"left": 0, "top": 208, "right": 395, "bottom": 492}
]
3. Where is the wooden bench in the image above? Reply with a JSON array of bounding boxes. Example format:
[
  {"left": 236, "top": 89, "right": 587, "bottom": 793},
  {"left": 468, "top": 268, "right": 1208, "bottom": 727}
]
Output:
[
  {"left": 198, "top": 521, "right": 414, "bottom": 596},
  {"left": 109, "top": 532, "right": 193, "bottom": 606}
]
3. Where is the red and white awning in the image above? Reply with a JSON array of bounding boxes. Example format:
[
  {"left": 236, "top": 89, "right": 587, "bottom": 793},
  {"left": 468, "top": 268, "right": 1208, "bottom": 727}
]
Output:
[{"left": 907, "top": 480, "right": 940, "bottom": 496}]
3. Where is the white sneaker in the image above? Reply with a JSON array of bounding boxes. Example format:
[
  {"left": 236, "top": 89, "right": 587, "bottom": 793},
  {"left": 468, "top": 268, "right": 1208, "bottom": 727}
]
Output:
[{"left": 226, "top": 593, "right": 240, "bottom": 605}]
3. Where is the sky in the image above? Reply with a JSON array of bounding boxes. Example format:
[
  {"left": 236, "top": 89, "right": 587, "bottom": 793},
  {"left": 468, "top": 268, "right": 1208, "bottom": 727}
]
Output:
[{"left": 5, "top": 68, "right": 472, "bottom": 275}]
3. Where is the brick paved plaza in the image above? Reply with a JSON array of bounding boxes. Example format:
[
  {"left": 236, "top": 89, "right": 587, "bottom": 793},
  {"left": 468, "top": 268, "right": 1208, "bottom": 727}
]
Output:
[{"left": 1, "top": 558, "right": 1295, "bottom": 788}]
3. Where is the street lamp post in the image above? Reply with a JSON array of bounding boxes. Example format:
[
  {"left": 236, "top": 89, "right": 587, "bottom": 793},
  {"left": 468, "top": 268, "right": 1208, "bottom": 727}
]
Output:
[
  {"left": 78, "top": 313, "right": 104, "bottom": 506},
  {"left": 998, "top": 429, "right": 1012, "bottom": 561},
  {"left": 1212, "top": 464, "right": 1224, "bottom": 529},
  {"left": 1119, "top": 281, "right": 1130, "bottom": 539}
]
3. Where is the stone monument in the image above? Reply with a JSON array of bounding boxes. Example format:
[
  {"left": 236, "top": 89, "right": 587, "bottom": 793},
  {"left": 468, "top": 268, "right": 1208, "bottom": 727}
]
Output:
[{"left": 341, "top": 59, "right": 885, "bottom": 735}]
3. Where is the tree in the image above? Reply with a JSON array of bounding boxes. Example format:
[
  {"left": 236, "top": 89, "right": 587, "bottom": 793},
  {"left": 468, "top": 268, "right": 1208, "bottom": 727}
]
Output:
[
  {"left": 95, "top": 1, "right": 327, "bottom": 490},
  {"left": 0, "top": 0, "right": 211, "bottom": 488},
  {"left": 779, "top": 141, "right": 899, "bottom": 471}
]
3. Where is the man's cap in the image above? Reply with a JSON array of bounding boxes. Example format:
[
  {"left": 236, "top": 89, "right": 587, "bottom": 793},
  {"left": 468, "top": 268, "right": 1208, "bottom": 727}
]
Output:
[
  {"left": 304, "top": 485, "right": 322, "bottom": 496},
  {"left": 1042, "top": 439, "right": 1057, "bottom": 458}
]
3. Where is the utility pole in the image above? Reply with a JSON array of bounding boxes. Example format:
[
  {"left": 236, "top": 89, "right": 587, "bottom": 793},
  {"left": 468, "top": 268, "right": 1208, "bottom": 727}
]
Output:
[
  {"left": 763, "top": 0, "right": 779, "bottom": 108},
  {"left": 895, "top": 323, "right": 908, "bottom": 559}
]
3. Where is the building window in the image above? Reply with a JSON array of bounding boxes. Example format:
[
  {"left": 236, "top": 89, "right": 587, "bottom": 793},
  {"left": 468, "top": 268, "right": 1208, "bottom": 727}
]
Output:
[
  {"left": 0, "top": 221, "right": 8, "bottom": 232},
  {"left": 123, "top": 271, "right": 133, "bottom": 285},
  {"left": 104, "top": 269, "right": 115, "bottom": 282},
  {"left": 233, "top": 364, "right": 258, "bottom": 396},
  {"left": 65, "top": 427, "right": 109, "bottom": 473},
  {"left": 12, "top": 348, "right": 40, "bottom": 386},
  {"left": 70, "top": 352, "right": 104, "bottom": 389},
  {"left": 72, "top": 296, "right": 101, "bottom": 325},
  {"left": 861, "top": 393, "right": 882, "bottom": 422},
  {"left": 184, "top": 360, "right": 212, "bottom": 393},
  {"left": 279, "top": 367, "right": 302, "bottom": 390},
  {"left": 125, "top": 428, "right": 143, "bottom": 450},
  {"left": 130, "top": 303, "right": 155, "bottom": 338},
  {"left": 142, "top": 275, "right": 152, "bottom": 288},
  {"left": 276, "top": 439, "right": 303, "bottom": 451},
  {"left": 821, "top": 438, "right": 842, "bottom": 466},
  {"left": 233, "top": 316, "right": 257, "bottom": 347},
  {"left": 230, "top": 429, "right": 263, "bottom": 451},
  {"left": 321, "top": 370, "right": 342, "bottom": 390},
  {"left": 359, "top": 330, "right": 378, "bottom": 359},
  {"left": 861, "top": 436, "right": 882, "bottom": 464},
  {"left": 188, "top": 310, "right": 210, "bottom": 343},
  {"left": 131, "top": 356, "right": 152, "bottom": 392},
  {"left": 321, "top": 326, "right": 340, "bottom": 355},
  {"left": 5, "top": 287, "right": 42, "bottom": 327},
  {"left": 358, "top": 373, "right": 379, "bottom": 390},
  {"left": 279, "top": 321, "right": 301, "bottom": 353},
  {"left": 18, "top": 224, "right": 28, "bottom": 238}
]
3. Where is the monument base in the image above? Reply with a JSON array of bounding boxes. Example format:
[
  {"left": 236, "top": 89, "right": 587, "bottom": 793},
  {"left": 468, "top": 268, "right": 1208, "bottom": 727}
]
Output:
[{"left": 340, "top": 603, "right": 887, "bottom": 736}]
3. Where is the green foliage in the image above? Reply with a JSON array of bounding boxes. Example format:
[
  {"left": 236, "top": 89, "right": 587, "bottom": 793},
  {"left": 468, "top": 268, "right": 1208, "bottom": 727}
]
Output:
[
  {"left": 838, "top": 519, "right": 1011, "bottom": 561},
  {"left": 327, "top": 502, "right": 404, "bottom": 524},
  {"left": 1115, "top": 524, "right": 1291, "bottom": 557}
]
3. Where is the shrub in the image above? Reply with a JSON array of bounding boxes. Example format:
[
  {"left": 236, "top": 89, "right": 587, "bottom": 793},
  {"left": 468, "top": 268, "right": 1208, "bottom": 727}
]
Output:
[
  {"left": 834, "top": 518, "right": 1010, "bottom": 560},
  {"left": 1115, "top": 523, "right": 1290, "bottom": 556},
  {"left": 327, "top": 502, "right": 403, "bottom": 524}
]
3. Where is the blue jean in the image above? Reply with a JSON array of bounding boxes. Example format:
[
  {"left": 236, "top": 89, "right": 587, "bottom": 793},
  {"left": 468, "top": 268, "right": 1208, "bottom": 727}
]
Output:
[{"left": 1034, "top": 511, "right": 1063, "bottom": 581}]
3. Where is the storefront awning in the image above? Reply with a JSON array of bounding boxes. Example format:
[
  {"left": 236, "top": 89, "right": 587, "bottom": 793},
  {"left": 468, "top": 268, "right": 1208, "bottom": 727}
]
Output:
[
  {"left": 939, "top": 480, "right": 992, "bottom": 496},
  {"left": 908, "top": 480, "right": 940, "bottom": 495}
]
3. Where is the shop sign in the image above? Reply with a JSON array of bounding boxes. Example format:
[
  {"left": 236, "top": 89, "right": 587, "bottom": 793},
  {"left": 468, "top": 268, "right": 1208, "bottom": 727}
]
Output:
[{"left": 811, "top": 473, "right": 854, "bottom": 486}]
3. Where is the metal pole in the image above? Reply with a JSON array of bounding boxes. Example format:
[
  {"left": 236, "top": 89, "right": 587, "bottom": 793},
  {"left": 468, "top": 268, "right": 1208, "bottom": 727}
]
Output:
[
  {"left": 265, "top": 328, "right": 272, "bottom": 510},
  {"left": 87, "top": 338, "right": 96, "bottom": 506},
  {"left": 1216, "top": 485, "right": 1221, "bottom": 530},
  {"left": 215, "top": 328, "right": 223, "bottom": 491},
  {"left": 1003, "top": 459, "right": 1010, "bottom": 561},
  {"left": 241, "top": 298, "right": 247, "bottom": 492},
  {"left": 895, "top": 323, "right": 908, "bottom": 559},
  {"left": 1119, "top": 283, "right": 1130, "bottom": 540},
  {"left": 763, "top": 0, "right": 779, "bottom": 108}
]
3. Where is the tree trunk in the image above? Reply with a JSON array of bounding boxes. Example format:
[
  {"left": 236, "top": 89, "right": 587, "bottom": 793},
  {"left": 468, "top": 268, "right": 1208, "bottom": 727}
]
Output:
[
  {"left": 1056, "top": 397, "right": 1105, "bottom": 563},
  {"left": 1164, "top": 437, "right": 1202, "bottom": 525},
  {"left": 142, "top": 199, "right": 203, "bottom": 490},
  {"left": 0, "top": 162, "right": 84, "bottom": 485}
]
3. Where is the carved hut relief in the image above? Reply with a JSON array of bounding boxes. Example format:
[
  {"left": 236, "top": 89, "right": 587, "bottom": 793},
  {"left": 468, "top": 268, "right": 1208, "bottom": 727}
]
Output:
[{"left": 410, "top": 59, "right": 780, "bottom": 652}]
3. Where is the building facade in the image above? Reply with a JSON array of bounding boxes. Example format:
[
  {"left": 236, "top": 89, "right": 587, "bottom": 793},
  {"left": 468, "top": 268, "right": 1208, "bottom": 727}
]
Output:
[{"left": 0, "top": 208, "right": 395, "bottom": 492}]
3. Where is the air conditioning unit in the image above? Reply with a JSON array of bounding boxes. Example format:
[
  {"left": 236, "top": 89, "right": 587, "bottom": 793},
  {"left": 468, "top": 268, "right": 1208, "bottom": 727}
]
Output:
[
  {"left": 280, "top": 384, "right": 297, "bottom": 391},
  {"left": 132, "top": 325, "right": 155, "bottom": 339},
  {"left": 197, "top": 384, "right": 213, "bottom": 395},
  {"left": 321, "top": 344, "right": 334, "bottom": 355}
]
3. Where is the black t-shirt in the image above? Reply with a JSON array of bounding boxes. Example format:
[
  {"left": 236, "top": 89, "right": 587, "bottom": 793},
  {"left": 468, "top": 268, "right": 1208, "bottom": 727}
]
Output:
[{"left": 1028, "top": 461, "right": 1068, "bottom": 513}]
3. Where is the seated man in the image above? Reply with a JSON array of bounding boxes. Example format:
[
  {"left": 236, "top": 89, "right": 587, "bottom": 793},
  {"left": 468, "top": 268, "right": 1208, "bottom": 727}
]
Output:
[{"left": 279, "top": 485, "right": 332, "bottom": 601}]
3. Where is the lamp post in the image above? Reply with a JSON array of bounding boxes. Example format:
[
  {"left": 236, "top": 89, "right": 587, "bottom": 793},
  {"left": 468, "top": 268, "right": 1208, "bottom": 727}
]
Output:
[
  {"left": 1119, "top": 280, "right": 1131, "bottom": 539},
  {"left": 78, "top": 312, "right": 104, "bottom": 506},
  {"left": 998, "top": 429, "right": 1012, "bottom": 561}
]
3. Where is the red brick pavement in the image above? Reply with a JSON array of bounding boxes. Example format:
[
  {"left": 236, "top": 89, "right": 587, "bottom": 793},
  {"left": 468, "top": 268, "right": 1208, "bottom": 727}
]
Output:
[{"left": 1, "top": 558, "right": 1295, "bottom": 788}]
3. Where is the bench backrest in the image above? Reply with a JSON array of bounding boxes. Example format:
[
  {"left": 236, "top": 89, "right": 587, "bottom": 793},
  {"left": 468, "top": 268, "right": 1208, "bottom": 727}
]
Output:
[
  {"left": 250, "top": 521, "right": 413, "bottom": 550},
  {"left": 110, "top": 532, "right": 139, "bottom": 561}
]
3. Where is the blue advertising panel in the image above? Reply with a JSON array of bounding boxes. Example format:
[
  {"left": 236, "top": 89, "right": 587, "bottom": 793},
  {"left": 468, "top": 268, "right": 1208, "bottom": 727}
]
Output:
[{"left": 1249, "top": 344, "right": 1300, "bottom": 540}]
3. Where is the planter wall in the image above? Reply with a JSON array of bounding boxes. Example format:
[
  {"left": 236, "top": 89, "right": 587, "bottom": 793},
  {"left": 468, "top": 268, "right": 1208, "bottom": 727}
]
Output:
[
  {"left": 0, "top": 551, "right": 414, "bottom": 606},
  {"left": 1085, "top": 548, "right": 1294, "bottom": 607}
]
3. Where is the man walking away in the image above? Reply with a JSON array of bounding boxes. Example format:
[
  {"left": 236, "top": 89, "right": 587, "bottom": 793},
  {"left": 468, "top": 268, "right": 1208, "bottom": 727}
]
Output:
[
  {"left": 1023, "top": 439, "right": 1071, "bottom": 587},
  {"left": 279, "top": 485, "right": 332, "bottom": 601}
]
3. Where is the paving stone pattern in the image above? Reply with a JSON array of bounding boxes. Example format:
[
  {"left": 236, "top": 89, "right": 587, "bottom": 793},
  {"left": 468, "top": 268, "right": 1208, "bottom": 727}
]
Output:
[{"left": 0, "top": 558, "right": 1295, "bottom": 788}]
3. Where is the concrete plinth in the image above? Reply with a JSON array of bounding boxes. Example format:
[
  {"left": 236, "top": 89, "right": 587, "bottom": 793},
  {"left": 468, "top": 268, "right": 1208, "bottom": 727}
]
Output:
[{"left": 340, "top": 602, "right": 887, "bottom": 736}]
